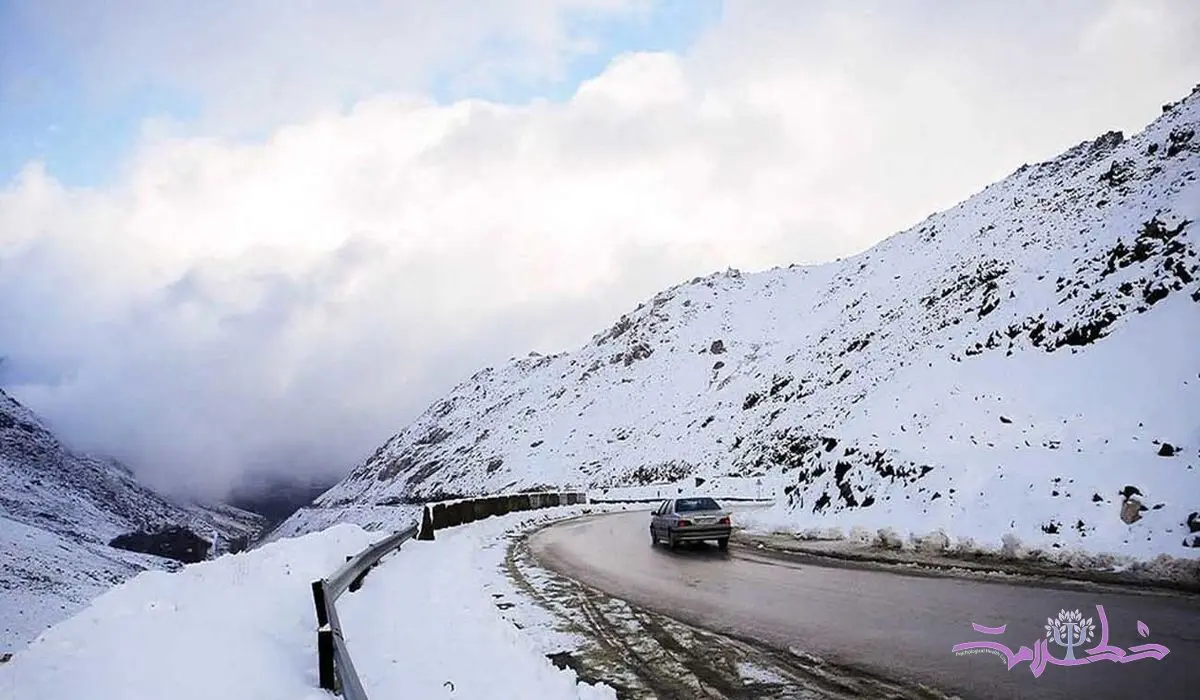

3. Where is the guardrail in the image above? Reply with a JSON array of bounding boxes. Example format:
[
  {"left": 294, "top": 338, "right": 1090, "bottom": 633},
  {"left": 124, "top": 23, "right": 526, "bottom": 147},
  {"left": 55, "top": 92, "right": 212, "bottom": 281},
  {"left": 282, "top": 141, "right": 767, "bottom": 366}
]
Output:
[
  {"left": 309, "top": 490, "right": 588, "bottom": 698},
  {"left": 310, "top": 523, "right": 419, "bottom": 698}
]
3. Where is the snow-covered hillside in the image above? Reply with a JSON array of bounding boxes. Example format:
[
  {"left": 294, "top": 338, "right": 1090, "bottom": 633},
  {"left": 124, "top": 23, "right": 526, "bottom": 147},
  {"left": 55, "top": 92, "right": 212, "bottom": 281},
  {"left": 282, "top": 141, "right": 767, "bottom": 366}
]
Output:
[
  {"left": 1, "top": 390, "right": 261, "bottom": 544},
  {"left": 287, "top": 86, "right": 1200, "bottom": 559},
  {"left": 1, "top": 389, "right": 264, "bottom": 651}
]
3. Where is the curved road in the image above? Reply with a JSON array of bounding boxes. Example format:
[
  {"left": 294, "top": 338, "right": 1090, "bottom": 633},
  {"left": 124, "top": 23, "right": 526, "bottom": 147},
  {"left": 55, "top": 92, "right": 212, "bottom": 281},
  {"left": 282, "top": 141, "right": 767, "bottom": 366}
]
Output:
[{"left": 530, "top": 509, "right": 1200, "bottom": 700}]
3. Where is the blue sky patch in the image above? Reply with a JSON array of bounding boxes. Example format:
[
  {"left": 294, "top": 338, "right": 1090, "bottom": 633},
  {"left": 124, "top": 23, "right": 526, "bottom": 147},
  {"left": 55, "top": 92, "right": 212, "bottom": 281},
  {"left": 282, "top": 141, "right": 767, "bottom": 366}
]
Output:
[{"left": 0, "top": 0, "right": 722, "bottom": 188}]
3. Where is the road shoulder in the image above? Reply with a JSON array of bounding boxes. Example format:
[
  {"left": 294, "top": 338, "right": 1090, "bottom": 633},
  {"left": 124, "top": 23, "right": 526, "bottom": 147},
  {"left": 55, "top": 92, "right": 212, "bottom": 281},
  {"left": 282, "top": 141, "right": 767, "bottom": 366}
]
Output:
[{"left": 733, "top": 530, "right": 1200, "bottom": 596}]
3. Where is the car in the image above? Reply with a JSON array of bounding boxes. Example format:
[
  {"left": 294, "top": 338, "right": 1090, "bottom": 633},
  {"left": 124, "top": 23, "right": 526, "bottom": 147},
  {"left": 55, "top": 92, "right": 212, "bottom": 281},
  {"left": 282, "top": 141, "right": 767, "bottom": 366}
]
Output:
[{"left": 650, "top": 496, "right": 732, "bottom": 550}]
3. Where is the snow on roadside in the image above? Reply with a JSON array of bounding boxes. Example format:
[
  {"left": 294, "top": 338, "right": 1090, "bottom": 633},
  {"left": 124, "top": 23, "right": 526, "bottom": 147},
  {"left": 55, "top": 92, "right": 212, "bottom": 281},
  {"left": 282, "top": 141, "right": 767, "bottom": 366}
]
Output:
[
  {"left": 0, "top": 515, "right": 176, "bottom": 656},
  {"left": 1, "top": 524, "right": 374, "bottom": 700},
  {"left": 338, "top": 506, "right": 616, "bottom": 699},
  {"left": 1, "top": 509, "right": 616, "bottom": 700},
  {"left": 731, "top": 508, "right": 1200, "bottom": 589}
]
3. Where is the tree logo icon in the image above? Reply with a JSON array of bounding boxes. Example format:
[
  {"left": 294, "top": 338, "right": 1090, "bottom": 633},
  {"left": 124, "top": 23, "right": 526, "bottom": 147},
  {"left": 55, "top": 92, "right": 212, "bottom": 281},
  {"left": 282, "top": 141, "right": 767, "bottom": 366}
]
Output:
[{"left": 1045, "top": 609, "right": 1095, "bottom": 660}]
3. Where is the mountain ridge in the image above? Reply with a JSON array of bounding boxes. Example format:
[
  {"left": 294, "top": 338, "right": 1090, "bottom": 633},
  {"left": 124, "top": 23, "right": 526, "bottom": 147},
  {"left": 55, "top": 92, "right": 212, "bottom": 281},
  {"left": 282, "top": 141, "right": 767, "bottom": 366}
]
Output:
[
  {"left": 1, "top": 388, "right": 263, "bottom": 544},
  {"left": 283, "top": 85, "right": 1200, "bottom": 559}
]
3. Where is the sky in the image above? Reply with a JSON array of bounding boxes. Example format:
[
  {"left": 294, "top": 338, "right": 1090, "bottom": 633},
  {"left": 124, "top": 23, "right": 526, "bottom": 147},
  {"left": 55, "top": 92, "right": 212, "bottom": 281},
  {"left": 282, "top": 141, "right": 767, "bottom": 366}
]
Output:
[{"left": 1, "top": 0, "right": 1198, "bottom": 500}]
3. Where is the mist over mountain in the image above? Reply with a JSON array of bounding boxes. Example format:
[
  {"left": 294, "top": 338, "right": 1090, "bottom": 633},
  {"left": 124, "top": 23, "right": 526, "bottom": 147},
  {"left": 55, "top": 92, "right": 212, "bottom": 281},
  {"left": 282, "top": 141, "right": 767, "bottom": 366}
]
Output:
[{"left": 226, "top": 474, "right": 341, "bottom": 530}]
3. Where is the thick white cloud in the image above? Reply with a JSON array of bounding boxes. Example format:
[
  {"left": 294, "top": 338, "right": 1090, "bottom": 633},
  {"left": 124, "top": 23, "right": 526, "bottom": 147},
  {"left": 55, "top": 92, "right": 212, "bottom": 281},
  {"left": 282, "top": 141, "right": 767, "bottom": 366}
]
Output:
[{"left": 2, "top": 0, "right": 1198, "bottom": 498}]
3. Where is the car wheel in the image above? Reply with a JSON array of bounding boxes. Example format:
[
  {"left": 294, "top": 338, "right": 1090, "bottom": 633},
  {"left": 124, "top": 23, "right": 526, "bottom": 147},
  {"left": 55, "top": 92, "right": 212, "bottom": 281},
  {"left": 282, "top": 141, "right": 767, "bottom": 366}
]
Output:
[
  {"left": 650, "top": 528, "right": 658, "bottom": 546},
  {"left": 717, "top": 537, "right": 729, "bottom": 551},
  {"left": 667, "top": 531, "right": 677, "bottom": 549}
]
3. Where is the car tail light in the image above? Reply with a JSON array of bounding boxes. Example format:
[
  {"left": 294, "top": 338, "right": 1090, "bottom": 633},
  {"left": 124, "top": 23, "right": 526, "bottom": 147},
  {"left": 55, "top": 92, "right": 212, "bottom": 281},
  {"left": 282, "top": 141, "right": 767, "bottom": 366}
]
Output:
[
  {"left": 719, "top": 516, "right": 730, "bottom": 525},
  {"left": 677, "top": 519, "right": 692, "bottom": 527}
]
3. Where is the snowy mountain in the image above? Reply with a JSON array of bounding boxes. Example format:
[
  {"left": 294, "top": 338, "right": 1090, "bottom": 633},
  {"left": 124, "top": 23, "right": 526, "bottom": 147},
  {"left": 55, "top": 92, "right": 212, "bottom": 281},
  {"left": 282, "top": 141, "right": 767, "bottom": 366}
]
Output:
[
  {"left": 283, "top": 85, "right": 1200, "bottom": 559},
  {"left": 0, "top": 389, "right": 263, "bottom": 544},
  {"left": 0, "top": 388, "right": 264, "bottom": 651}
]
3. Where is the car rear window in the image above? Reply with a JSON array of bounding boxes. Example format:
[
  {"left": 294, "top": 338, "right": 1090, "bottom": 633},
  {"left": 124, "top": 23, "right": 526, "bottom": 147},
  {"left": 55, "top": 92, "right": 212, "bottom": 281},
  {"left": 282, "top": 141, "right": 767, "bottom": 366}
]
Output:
[{"left": 675, "top": 497, "right": 721, "bottom": 512}]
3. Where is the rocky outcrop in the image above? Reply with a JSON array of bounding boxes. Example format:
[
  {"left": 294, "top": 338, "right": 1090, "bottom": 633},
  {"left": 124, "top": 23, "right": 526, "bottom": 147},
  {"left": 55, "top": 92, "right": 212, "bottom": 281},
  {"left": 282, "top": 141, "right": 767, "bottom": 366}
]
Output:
[{"left": 109, "top": 526, "right": 212, "bottom": 564}]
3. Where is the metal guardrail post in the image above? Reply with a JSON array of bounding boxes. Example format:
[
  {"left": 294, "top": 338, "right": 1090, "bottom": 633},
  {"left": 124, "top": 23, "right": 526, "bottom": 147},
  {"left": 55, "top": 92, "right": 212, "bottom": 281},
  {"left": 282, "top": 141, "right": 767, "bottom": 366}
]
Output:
[
  {"left": 312, "top": 579, "right": 336, "bottom": 691},
  {"left": 317, "top": 625, "right": 337, "bottom": 691},
  {"left": 417, "top": 506, "right": 435, "bottom": 540},
  {"left": 312, "top": 579, "right": 330, "bottom": 626}
]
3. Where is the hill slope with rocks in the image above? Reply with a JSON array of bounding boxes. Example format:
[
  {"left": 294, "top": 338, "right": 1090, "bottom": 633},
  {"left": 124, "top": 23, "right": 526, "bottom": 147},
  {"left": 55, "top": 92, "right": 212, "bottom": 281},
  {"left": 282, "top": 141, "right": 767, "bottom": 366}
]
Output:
[
  {"left": 1, "top": 389, "right": 264, "bottom": 652},
  {"left": 283, "top": 86, "right": 1200, "bottom": 561}
]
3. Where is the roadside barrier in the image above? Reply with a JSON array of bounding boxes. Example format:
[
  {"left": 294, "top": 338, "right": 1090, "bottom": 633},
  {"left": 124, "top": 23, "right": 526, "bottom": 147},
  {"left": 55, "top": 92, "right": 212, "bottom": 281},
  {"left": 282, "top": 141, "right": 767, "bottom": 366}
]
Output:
[
  {"left": 309, "top": 490, "right": 587, "bottom": 697},
  {"left": 587, "top": 496, "right": 774, "bottom": 504}
]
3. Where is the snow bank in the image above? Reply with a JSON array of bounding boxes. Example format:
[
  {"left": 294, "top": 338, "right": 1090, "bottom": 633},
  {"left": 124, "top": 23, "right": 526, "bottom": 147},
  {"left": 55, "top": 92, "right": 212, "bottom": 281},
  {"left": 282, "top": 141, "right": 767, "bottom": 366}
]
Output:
[
  {"left": 0, "top": 515, "right": 174, "bottom": 655},
  {"left": 339, "top": 507, "right": 616, "bottom": 699},
  {"left": 1, "top": 510, "right": 614, "bottom": 700},
  {"left": 264, "top": 503, "right": 420, "bottom": 543},
  {"left": 2, "top": 524, "right": 373, "bottom": 700}
]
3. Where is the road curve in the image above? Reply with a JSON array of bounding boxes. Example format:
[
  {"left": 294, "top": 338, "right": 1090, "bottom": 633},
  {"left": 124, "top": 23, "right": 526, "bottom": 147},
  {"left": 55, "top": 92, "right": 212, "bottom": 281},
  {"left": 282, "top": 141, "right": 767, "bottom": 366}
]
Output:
[{"left": 529, "top": 509, "right": 1200, "bottom": 700}]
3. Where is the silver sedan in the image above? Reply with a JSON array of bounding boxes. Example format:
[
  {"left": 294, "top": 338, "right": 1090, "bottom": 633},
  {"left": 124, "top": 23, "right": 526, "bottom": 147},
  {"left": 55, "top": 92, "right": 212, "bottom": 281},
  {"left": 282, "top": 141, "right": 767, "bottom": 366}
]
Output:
[{"left": 649, "top": 496, "right": 732, "bottom": 550}]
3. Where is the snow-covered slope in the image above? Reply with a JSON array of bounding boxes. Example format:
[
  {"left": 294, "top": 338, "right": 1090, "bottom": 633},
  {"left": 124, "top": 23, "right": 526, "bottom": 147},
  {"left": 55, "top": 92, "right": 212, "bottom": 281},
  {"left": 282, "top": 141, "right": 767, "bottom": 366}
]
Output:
[
  {"left": 1, "top": 390, "right": 262, "bottom": 544},
  {"left": 2, "top": 513, "right": 615, "bottom": 700},
  {"left": 0, "top": 514, "right": 172, "bottom": 652},
  {"left": 286, "top": 86, "right": 1200, "bottom": 558},
  {"left": 1, "top": 389, "right": 264, "bottom": 651}
]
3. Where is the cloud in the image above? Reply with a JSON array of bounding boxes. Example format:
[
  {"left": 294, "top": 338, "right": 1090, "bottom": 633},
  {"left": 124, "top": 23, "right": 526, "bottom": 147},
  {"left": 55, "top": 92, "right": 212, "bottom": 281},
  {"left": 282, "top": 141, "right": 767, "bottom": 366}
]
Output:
[
  {"left": 2, "top": 1, "right": 1198, "bottom": 499},
  {"left": 5, "top": 0, "right": 648, "bottom": 131}
]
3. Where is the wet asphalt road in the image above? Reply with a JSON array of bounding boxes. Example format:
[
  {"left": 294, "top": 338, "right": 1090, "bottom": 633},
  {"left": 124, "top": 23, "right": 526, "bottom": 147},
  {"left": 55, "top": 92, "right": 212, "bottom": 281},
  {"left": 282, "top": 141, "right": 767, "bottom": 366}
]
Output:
[{"left": 529, "top": 509, "right": 1200, "bottom": 700}]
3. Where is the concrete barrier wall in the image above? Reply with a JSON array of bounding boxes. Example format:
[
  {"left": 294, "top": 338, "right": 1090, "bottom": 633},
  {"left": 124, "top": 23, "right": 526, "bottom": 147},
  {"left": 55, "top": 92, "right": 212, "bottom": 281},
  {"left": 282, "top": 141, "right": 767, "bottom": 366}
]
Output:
[{"left": 420, "top": 491, "right": 586, "bottom": 535}]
